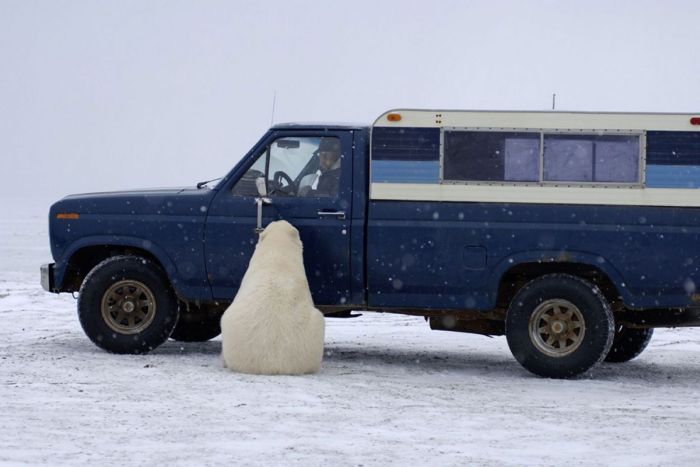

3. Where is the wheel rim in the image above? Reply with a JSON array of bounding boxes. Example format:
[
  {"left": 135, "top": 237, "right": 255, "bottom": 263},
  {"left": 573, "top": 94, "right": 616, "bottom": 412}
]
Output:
[
  {"left": 100, "top": 280, "right": 157, "bottom": 335},
  {"left": 528, "top": 299, "right": 586, "bottom": 357}
]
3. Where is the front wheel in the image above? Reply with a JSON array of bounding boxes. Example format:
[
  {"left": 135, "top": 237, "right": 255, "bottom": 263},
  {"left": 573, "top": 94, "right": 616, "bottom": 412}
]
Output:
[
  {"left": 77, "top": 256, "right": 179, "bottom": 354},
  {"left": 505, "top": 274, "right": 614, "bottom": 378}
]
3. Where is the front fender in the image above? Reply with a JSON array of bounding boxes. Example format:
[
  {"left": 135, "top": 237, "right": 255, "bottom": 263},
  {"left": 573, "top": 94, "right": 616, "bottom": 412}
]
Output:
[{"left": 55, "top": 235, "right": 211, "bottom": 301}]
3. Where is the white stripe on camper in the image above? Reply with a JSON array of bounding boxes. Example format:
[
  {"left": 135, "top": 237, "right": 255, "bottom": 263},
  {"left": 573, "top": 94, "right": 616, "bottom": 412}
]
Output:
[{"left": 370, "top": 183, "right": 700, "bottom": 208}]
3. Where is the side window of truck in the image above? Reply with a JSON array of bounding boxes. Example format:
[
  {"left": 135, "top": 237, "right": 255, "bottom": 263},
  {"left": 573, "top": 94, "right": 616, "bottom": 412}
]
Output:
[
  {"left": 443, "top": 131, "right": 540, "bottom": 182},
  {"left": 443, "top": 130, "right": 641, "bottom": 185},
  {"left": 231, "top": 136, "right": 342, "bottom": 198}
]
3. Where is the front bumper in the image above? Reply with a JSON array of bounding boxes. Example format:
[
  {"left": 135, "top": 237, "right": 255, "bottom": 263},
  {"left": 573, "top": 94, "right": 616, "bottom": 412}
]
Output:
[{"left": 41, "top": 263, "right": 57, "bottom": 293}]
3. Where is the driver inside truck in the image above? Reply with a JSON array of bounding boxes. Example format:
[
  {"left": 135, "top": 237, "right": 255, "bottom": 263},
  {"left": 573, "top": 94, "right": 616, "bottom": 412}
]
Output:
[{"left": 299, "top": 137, "right": 341, "bottom": 197}]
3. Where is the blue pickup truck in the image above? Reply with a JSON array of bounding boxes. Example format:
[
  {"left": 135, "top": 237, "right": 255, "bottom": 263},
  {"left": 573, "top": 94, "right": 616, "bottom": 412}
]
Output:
[{"left": 42, "top": 109, "right": 700, "bottom": 378}]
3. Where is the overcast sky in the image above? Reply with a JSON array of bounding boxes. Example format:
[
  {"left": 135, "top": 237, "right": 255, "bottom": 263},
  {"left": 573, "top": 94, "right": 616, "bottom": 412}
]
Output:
[{"left": 1, "top": 0, "right": 699, "bottom": 202}]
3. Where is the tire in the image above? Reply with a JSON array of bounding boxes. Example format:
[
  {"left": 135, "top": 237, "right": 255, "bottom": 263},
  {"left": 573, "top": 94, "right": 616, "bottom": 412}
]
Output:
[
  {"left": 604, "top": 326, "right": 653, "bottom": 363},
  {"left": 505, "top": 274, "right": 614, "bottom": 378},
  {"left": 77, "top": 255, "right": 179, "bottom": 354},
  {"left": 169, "top": 304, "right": 222, "bottom": 342}
]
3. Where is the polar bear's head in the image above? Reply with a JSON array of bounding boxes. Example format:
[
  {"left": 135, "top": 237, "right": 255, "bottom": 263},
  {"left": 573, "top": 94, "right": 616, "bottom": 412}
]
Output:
[{"left": 259, "top": 220, "right": 302, "bottom": 249}]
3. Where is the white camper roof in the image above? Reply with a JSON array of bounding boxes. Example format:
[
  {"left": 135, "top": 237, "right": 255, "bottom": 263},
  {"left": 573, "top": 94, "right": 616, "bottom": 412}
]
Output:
[{"left": 373, "top": 109, "right": 700, "bottom": 132}]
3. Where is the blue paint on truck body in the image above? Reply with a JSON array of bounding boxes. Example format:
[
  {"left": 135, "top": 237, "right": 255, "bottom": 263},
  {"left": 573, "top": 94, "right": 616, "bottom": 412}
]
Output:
[
  {"left": 44, "top": 122, "right": 700, "bottom": 319},
  {"left": 366, "top": 200, "right": 700, "bottom": 310},
  {"left": 48, "top": 187, "right": 216, "bottom": 301}
]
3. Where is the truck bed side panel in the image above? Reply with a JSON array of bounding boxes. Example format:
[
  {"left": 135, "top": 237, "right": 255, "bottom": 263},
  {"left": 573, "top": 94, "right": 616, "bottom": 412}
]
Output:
[{"left": 366, "top": 200, "right": 700, "bottom": 310}]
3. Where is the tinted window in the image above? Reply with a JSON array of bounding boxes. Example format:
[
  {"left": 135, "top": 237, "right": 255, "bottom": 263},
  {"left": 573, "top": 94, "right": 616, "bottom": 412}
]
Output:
[
  {"left": 444, "top": 131, "right": 540, "bottom": 182},
  {"left": 594, "top": 138, "right": 639, "bottom": 182},
  {"left": 543, "top": 137, "right": 594, "bottom": 182},
  {"left": 544, "top": 134, "right": 639, "bottom": 183}
]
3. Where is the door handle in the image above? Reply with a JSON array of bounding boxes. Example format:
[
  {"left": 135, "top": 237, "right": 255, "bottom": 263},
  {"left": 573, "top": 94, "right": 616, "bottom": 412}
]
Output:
[{"left": 317, "top": 210, "right": 346, "bottom": 220}]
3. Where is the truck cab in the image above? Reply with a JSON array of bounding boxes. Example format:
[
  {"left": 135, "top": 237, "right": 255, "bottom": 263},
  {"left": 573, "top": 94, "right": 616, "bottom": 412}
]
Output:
[{"left": 204, "top": 124, "right": 368, "bottom": 308}]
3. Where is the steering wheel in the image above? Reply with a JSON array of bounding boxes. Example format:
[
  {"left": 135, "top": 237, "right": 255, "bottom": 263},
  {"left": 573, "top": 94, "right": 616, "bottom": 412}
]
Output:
[
  {"left": 270, "top": 171, "right": 295, "bottom": 196},
  {"left": 273, "top": 171, "right": 294, "bottom": 187}
]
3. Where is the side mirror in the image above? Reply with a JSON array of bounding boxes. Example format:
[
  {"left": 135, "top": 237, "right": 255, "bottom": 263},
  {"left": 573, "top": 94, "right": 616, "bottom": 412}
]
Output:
[
  {"left": 254, "top": 177, "right": 271, "bottom": 234},
  {"left": 255, "top": 177, "right": 267, "bottom": 197}
]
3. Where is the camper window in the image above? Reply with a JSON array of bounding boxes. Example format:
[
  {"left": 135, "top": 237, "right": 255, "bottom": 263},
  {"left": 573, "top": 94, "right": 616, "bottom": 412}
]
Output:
[
  {"left": 443, "top": 131, "right": 540, "bottom": 182},
  {"left": 543, "top": 134, "right": 639, "bottom": 183}
]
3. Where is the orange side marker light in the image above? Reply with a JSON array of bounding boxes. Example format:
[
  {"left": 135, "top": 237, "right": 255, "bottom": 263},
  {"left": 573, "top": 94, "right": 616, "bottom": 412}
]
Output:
[{"left": 56, "top": 213, "right": 80, "bottom": 220}]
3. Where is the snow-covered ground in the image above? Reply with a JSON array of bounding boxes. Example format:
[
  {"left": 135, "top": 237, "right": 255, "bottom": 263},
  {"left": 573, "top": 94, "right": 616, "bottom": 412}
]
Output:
[{"left": 2, "top": 204, "right": 700, "bottom": 466}]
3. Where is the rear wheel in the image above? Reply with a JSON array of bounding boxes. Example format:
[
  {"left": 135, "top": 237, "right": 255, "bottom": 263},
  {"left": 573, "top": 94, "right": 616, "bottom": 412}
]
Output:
[
  {"left": 78, "top": 256, "right": 179, "bottom": 354},
  {"left": 604, "top": 326, "right": 653, "bottom": 363},
  {"left": 506, "top": 274, "right": 614, "bottom": 378}
]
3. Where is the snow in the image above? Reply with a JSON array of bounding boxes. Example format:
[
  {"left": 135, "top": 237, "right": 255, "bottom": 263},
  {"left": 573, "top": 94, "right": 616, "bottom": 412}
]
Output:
[{"left": 2, "top": 208, "right": 700, "bottom": 466}]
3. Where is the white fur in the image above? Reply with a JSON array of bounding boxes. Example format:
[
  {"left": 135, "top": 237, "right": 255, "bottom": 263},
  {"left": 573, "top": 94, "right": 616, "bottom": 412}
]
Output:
[{"left": 220, "top": 221, "right": 325, "bottom": 375}]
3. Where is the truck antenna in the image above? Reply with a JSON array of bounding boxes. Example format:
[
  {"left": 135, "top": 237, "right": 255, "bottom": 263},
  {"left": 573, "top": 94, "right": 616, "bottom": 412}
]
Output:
[
  {"left": 552, "top": 93, "right": 556, "bottom": 110},
  {"left": 270, "top": 91, "right": 277, "bottom": 126}
]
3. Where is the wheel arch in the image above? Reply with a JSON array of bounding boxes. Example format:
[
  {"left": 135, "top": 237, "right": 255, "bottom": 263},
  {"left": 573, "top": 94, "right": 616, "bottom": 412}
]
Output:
[
  {"left": 56, "top": 236, "right": 179, "bottom": 295},
  {"left": 490, "top": 251, "right": 629, "bottom": 311}
]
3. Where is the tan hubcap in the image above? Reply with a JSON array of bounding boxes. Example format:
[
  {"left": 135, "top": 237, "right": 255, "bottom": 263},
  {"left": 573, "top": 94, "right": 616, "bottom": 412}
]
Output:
[
  {"left": 100, "top": 280, "right": 156, "bottom": 334},
  {"left": 529, "top": 299, "right": 586, "bottom": 357}
]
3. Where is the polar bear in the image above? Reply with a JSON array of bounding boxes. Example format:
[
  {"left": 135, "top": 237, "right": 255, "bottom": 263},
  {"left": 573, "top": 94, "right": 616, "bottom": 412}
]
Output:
[{"left": 220, "top": 220, "right": 325, "bottom": 375}]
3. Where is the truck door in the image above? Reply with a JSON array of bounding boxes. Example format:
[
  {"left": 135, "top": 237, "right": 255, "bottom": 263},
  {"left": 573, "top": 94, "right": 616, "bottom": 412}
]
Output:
[{"left": 204, "top": 130, "right": 353, "bottom": 306}]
